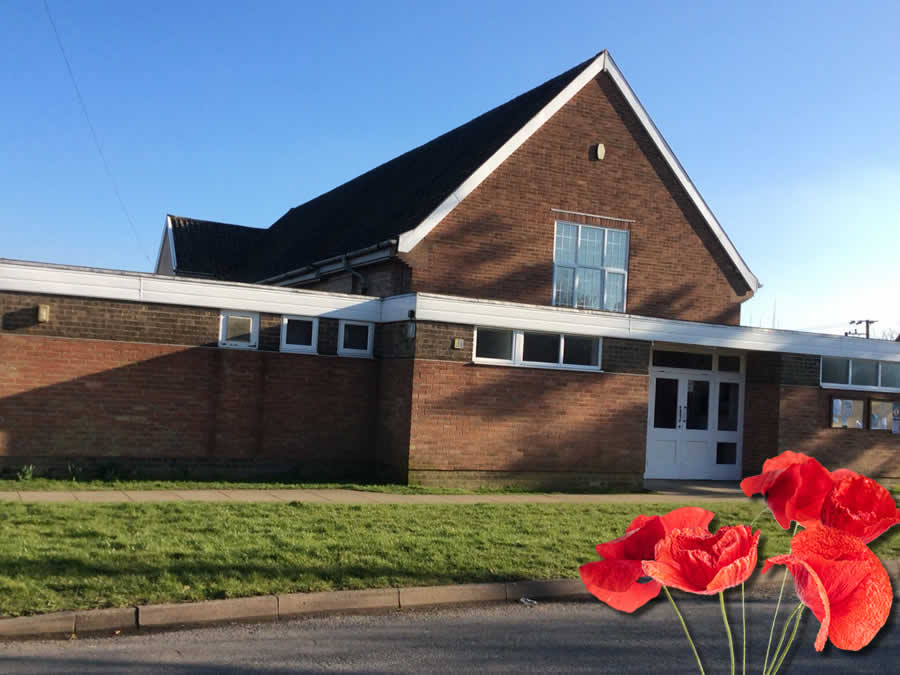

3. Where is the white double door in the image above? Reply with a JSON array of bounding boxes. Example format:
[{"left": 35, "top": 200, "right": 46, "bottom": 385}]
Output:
[{"left": 645, "top": 367, "right": 743, "bottom": 480}]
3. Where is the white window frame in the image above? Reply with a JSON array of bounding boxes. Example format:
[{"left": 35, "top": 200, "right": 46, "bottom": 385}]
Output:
[
  {"left": 472, "top": 327, "right": 603, "bottom": 373},
  {"left": 338, "top": 320, "right": 374, "bottom": 358},
  {"left": 280, "top": 315, "right": 319, "bottom": 354},
  {"left": 820, "top": 356, "right": 900, "bottom": 394},
  {"left": 552, "top": 220, "right": 629, "bottom": 312},
  {"left": 218, "top": 310, "right": 259, "bottom": 349}
]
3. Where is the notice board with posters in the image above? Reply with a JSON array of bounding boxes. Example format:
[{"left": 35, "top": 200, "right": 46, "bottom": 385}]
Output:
[{"left": 893, "top": 402, "right": 900, "bottom": 434}]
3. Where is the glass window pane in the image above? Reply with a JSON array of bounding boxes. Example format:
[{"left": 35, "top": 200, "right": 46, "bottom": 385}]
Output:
[
  {"left": 870, "top": 401, "right": 894, "bottom": 430},
  {"left": 719, "top": 355, "right": 741, "bottom": 372},
  {"left": 605, "top": 229, "right": 628, "bottom": 269},
  {"left": 576, "top": 268, "right": 603, "bottom": 309},
  {"left": 821, "top": 357, "right": 849, "bottom": 384},
  {"left": 652, "top": 350, "right": 713, "bottom": 370},
  {"left": 850, "top": 359, "right": 878, "bottom": 386},
  {"left": 604, "top": 271, "right": 625, "bottom": 312},
  {"left": 563, "top": 335, "right": 599, "bottom": 366},
  {"left": 553, "top": 267, "right": 575, "bottom": 307},
  {"left": 343, "top": 324, "right": 369, "bottom": 350},
  {"left": 577, "top": 225, "right": 604, "bottom": 267},
  {"left": 522, "top": 332, "right": 560, "bottom": 364},
  {"left": 285, "top": 319, "right": 313, "bottom": 346},
  {"left": 716, "top": 442, "right": 737, "bottom": 465},
  {"left": 226, "top": 316, "right": 252, "bottom": 343},
  {"left": 831, "top": 398, "right": 864, "bottom": 429},
  {"left": 718, "top": 382, "right": 740, "bottom": 431},
  {"left": 554, "top": 223, "right": 577, "bottom": 266},
  {"left": 475, "top": 329, "right": 513, "bottom": 360},
  {"left": 686, "top": 379, "right": 709, "bottom": 430},
  {"left": 653, "top": 378, "right": 678, "bottom": 429},
  {"left": 882, "top": 362, "right": 900, "bottom": 388}
]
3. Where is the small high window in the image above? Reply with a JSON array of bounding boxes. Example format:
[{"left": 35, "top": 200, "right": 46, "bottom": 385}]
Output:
[
  {"left": 219, "top": 311, "right": 259, "bottom": 349},
  {"left": 338, "top": 321, "right": 374, "bottom": 357},
  {"left": 821, "top": 357, "right": 900, "bottom": 392},
  {"left": 281, "top": 316, "right": 318, "bottom": 354}
]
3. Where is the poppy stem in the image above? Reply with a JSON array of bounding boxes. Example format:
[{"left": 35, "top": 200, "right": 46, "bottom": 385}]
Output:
[
  {"left": 765, "top": 603, "right": 802, "bottom": 675},
  {"left": 741, "top": 582, "right": 746, "bottom": 675},
  {"left": 769, "top": 604, "right": 804, "bottom": 675},
  {"left": 763, "top": 522, "right": 798, "bottom": 674},
  {"left": 720, "top": 591, "right": 735, "bottom": 675},
  {"left": 749, "top": 506, "right": 769, "bottom": 530},
  {"left": 663, "top": 586, "right": 705, "bottom": 675}
]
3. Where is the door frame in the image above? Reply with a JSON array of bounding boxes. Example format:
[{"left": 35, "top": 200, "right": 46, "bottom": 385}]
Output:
[{"left": 644, "top": 348, "right": 745, "bottom": 480}]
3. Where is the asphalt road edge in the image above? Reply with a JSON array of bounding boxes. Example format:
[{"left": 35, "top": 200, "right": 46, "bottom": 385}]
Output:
[{"left": 2, "top": 560, "right": 898, "bottom": 640}]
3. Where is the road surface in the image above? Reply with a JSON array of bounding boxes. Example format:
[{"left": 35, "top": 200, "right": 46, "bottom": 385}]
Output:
[{"left": 0, "top": 598, "right": 895, "bottom": 673}]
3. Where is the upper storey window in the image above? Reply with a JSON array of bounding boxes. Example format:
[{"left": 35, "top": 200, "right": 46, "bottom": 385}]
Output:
[{"left": 552, "top": 221, "right": 629, "bottom": 312}]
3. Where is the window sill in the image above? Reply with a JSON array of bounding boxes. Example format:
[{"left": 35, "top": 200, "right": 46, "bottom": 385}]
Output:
[
  {"left": 472, "top": 358, "right": 604, "bottom": 374},
  {"left": 337, "top": 350, "right": 374, "bottom": 359},
  {"left": 218, "top": 342, "right": 258, "bottom": 350}
]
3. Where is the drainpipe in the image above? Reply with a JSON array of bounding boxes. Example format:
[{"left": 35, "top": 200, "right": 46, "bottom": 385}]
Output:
[{"left": 343, "top": 255, "right": 368, "bottom": 294}]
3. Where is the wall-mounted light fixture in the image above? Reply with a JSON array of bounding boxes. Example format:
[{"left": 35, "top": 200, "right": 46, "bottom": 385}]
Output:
[{"left": 37, "top": 305, "right": 50, "bottom": 323}]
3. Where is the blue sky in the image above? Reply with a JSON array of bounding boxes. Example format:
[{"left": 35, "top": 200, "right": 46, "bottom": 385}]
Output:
[{"left": 2, "top": 1, "right": 898, "bottom": 337}]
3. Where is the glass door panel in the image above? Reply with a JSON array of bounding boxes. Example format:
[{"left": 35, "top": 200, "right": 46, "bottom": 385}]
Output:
[
  {"left": 718, "top": 382, "right": 740, "bottom": 431},
  {"left": 653, "top": 378, "right": 679, "bottom": 429},
  {"left": 685, "top": 379, "right": 709, "bottom": 430}
]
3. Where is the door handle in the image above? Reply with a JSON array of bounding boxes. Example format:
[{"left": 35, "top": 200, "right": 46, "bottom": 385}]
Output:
[{"left": 676, "top": 405, "right": 682, "bottom": 428}]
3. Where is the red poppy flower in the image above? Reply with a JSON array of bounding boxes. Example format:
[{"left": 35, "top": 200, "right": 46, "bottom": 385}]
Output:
[
  {"left": 579, "top": 507, "right": 714, "bottom": 613},
  {"left": 763, "top": 525, "right": 892, "bottom": 651},
  {"left": 740, "top": 451, "right": 834, "bottom": 529},
  {"left": 820, "top": 472, "right": 900, "bottom": 543},
  {"left": 642, "top": 525, "right": 760, "bottom": 594}
]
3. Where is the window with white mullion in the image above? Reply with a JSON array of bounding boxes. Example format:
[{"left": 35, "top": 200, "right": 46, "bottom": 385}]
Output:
[{"left": 552, "top": 220, "right": 629, "bottom": 312}]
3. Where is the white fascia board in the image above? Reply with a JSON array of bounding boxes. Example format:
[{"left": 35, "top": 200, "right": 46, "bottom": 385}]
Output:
[
  {"left": 0, "top": 259, "right": 382, "bottom": 323},
  {"left": 380, "top": 293, "right": 417, "bottom": 323},
  {"left": 273, "top": 249, "right": 393, "bottom": 286},
  {"left": 413, "top": 293, "right": 900, "bottom": 362},
  {"left": 602, "top": 54, "right": 759, "bottom": 293},
  {"left": 396, "top": 53, "right": 609, "bottom": 253}
]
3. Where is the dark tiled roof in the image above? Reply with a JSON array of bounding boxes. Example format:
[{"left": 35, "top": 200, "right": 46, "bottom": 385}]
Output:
[
  {"left": 231, "top": 55, "right": 598, "bottom": 282},
  {"left": 169, "top": 216, "right": 266, "bottom": 280}
]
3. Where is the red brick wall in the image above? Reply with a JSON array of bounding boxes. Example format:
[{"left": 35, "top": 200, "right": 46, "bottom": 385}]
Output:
[
  {"left": 408, "top": 360, "right": 648, "bottom": 476},
  {"left": 776, "top": 385, "right": 899, "bottom": 478},
  {"left": 0, "top": 333, "right": 376, "bottom": 474},
  {"left": 401, "top": 72, "right": 750, "bottom": 325}
]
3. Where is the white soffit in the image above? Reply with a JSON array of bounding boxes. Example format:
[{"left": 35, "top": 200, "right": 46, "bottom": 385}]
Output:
[
  {"left": 395, "top": 51, "right": 760, "bottom": 294},
  {"left": 0, "top": 259, "right": 386, "bottom": 323},
  {"left": 413, "top": 293, "right": 900, "bottom": 362}
]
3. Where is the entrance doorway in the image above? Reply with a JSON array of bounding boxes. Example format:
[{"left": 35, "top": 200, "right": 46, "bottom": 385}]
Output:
[{"left": 644, "top": 349, "right": 744, "bottom": 480}]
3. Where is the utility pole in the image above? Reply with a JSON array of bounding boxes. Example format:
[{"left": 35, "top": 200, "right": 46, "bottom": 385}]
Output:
[{"left": 846, "top": 319, "right": 878, "bottom": 338}]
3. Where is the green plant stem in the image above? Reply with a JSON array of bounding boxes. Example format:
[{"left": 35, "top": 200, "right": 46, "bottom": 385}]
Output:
[
  {"left": 748, "top": 506, "right": 769, "bottom": 530},
  {"left": 770, "top": 605, "right": 804, "bottom": 675},
  {"left": 741, "top": 582, "right": 746, "bottom": 675},
  {"left": 720, "top": 591, "right": 735, "bottom": 675},
  {"left": 763, "top": 522, "right": 799, "bottom": 674},
  {"left": 765, "top": 603, "right": 803, "bottom": 675},
  {"left": 663, "top": 586, "right": 705, "bottom": 675}
]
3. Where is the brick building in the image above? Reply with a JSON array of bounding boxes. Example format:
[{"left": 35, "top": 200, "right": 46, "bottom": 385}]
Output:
[{"left": 2, "top": 52, "right": 898, "bottom": 486}]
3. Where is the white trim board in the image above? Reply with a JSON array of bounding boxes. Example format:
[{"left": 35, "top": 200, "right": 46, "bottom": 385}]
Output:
[
  {"left": 0, "top": 259, "right": 389, "bottom": 323},
  {"left": 413, "top": 293, "right": 900, "bottom": 363},
  {"left": 396, "top": 51, "right": 760, "bottom": 294}
]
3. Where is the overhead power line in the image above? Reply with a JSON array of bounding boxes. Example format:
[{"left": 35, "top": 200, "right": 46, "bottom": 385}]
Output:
[{"left": 42, "top": 0, "right": 152, "bottom": 267}]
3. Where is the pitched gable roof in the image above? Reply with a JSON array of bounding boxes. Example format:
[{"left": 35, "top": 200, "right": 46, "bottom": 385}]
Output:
[
  {"left": 160, "top": 51, "right": 759, "bottom": 294},
  {"left": 234, "top": 55, "right": 596, "bottom": 283},
  {"left": 168, "top": 215, "right": 266, "bottom": 279}
]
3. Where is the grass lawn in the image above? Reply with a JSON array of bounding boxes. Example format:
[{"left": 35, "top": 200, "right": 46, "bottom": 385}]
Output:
[
  {"left": 1, "top": 501, "right": 897, "bottom": 617},
  {"left": 0, "top": 477, "right": 647, "bottom": 494}
]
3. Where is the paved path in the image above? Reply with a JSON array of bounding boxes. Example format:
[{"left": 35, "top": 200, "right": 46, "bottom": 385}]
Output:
[{"left": 0, "top": 483, "right": 746, "bottom": 504}]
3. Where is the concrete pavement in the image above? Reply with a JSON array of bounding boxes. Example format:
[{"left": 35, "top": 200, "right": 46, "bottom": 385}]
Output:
[{"left": 0, "top": 481, "right": 747, "bottom": 504}]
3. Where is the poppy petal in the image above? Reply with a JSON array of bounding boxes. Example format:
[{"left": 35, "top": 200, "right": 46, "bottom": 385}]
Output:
[
  {"left": 597, "top": 517, "right": 666, "bottom": 562},
  {"left": 660, "top": 506, "right": 715, "bottom": 533},
  {"left": 579, "top": 560, "right": 661, "bottom": 613},
  {"left": 764, "top": 526, "right": 893, "bottom": 651},
  {"left": 821, "top": 474, "right": 900, "bottom": 543},
  {"left": 742, "top": 452, "right": 833, "bottom": 529}
]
